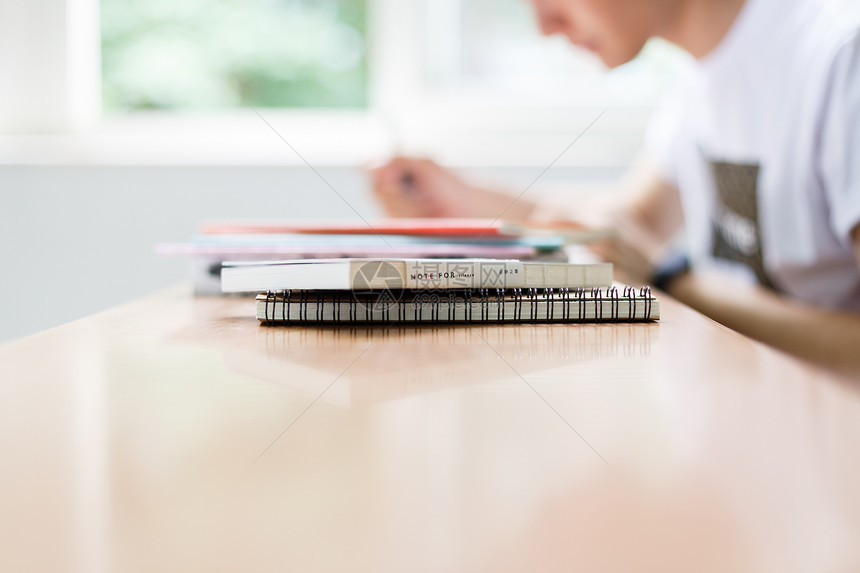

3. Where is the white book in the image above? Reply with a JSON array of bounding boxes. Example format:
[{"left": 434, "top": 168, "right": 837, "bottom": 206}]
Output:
[{"left": 221, "top": 258, "right": 613, "bottom": 293}]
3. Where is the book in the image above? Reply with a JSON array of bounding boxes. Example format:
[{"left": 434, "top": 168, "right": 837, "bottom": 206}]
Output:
[
  {"left": 158, "top": 233, "right": 564, "bottom": 260},
  {"left": 171, "top": 248, "right": 568, "bottom": 296},
  {"left": 254, "top": 286, "right": 659, "bottom": 324},
  {"left": 201, "top": 218, "right": 518, "bottom": 237},
  {"left": 176, "top": 233, "right": 564, "bottom": 249},
  {"left": 158, "top": 228, "right": 569, "bottom": 294},
  {"left": 221, "top": 259, "right": 613, "bottom": 293},
  {"left": 200, "top": 218, "right": 618, "bottom": 244}
]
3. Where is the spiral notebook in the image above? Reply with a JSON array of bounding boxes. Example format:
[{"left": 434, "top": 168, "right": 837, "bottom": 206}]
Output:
[{"left": 256, "top": 286, "right": 659, "bottom": 325}]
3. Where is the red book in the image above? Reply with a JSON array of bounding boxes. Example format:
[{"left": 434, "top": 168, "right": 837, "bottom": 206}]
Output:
[{"left": 200, "top": 218, "right": 517, "bottom": 238}]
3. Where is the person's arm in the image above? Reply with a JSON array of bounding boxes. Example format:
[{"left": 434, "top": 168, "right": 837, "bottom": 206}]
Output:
[
  {"left": 587, "top": 161, "right": 860, "bottom": 376},
  {"left": 367, "top": 155, "right": 670, "bottom": 225},
  {"left": 585, "top": 157, "right": 685, "bottom": 281},
  {"left": 368, "top": 154, "right": 686, "bottom": 271},
  {"left": 664, "top": 227, "right": 860, "bottom": 377}
]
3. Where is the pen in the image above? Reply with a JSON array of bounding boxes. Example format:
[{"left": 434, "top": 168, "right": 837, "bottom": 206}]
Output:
[
  {"left": 400, "top": 171, "right": 416, "bottom": 196},
  {"left": 383, "top": 111, "right": 417, "bottom": 197}
]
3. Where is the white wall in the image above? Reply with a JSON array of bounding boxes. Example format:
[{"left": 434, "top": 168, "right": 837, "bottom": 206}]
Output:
[
  {"left": 0, "top": 164, "right": 621, "bottom": 343},
  {"left": 0, "top": 166, "right": 374, "bottom": 343}
]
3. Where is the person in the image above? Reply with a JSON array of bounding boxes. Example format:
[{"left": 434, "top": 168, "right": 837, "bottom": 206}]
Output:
[{"left": 369, "top": 0, "right": 860, "bottom": 376}]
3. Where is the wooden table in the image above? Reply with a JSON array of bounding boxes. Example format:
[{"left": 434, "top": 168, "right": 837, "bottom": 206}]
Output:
[{"left": 1, "top": 285, "right": 859, "bottom": 572}]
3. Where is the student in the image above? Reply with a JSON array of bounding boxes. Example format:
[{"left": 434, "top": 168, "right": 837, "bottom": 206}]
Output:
[{"left": 370, "top": 0, "right": 860, "bottom": 375}]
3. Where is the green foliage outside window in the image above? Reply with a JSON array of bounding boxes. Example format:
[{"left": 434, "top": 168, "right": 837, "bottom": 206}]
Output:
[{"left": 101, "top": 0, "right": 368, "bottom": 112}]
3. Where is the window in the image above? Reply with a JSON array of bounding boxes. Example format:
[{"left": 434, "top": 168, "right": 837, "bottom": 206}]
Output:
[
  {"left": 424, "top": 0, "right": 686, "bottom": 106},
  {"left": 100, "top": 0, "right": 683, "bottom": 114},
  {"left": 2, "top": 0, "right": 683, "bottom": 168},
  {"left": 367, "top": 0, "right": 687, "bottom": 167},
  {"left": 100, "top": 0, "right": 369, "bottom": 112}
]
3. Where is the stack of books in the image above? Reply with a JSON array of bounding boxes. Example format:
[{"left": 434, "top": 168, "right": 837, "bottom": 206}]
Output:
[
  {"left": 158, "top": 218, "right": 570, "bottom": 294},
  {"left": 221, "top": 258, "right": 660, "bottom": 325}
]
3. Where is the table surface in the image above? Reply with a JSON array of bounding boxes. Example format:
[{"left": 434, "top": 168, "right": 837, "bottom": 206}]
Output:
[{"left": 1, "top": 285, "right": 859, "bottom": 573}]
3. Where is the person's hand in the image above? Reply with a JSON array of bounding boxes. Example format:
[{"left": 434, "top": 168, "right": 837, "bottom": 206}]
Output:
[{"left": 368, "top": 156, "right": 534, "bottom": 219}]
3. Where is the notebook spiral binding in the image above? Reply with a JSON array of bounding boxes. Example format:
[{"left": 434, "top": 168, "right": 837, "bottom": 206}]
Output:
[{"left": 259, "top": 286, "right": 655, "bottom": 325}]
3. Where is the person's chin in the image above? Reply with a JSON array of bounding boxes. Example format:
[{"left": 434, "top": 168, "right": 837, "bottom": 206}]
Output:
[
  {"left": 600, "top": 48, "right": 641, "bottom": 69},
  {"left": 601, "top": 55, "right": 625, "bottom": 69}
]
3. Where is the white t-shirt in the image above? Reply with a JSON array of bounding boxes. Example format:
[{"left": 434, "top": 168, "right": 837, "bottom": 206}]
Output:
[{"left": 647, "top": 0, "right": 860, "bottom": 309}]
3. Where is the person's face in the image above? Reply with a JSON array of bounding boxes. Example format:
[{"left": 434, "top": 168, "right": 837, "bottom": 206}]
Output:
[{"left": 528, "top": 0, "right": 674, "bottom": 68}]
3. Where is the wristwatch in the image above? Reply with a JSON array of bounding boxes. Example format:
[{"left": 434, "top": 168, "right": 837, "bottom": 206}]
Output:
[{"left": 650, "top": 251, "right": 691, "bottom": 291}]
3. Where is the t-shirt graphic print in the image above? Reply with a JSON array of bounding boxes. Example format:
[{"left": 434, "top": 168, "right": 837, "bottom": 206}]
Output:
[{"left": 709, "top": 160, "right": 778, "bottom": 290}]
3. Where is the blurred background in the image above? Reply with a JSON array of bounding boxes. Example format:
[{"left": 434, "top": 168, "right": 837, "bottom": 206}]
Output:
[{"left": 0, "top": 0, "right": 685, "bottom": 342}]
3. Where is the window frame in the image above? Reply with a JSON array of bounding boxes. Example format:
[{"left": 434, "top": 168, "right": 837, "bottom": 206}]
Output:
[{"left": 0, "top": 0, "right": 101, "bottom": 133}]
